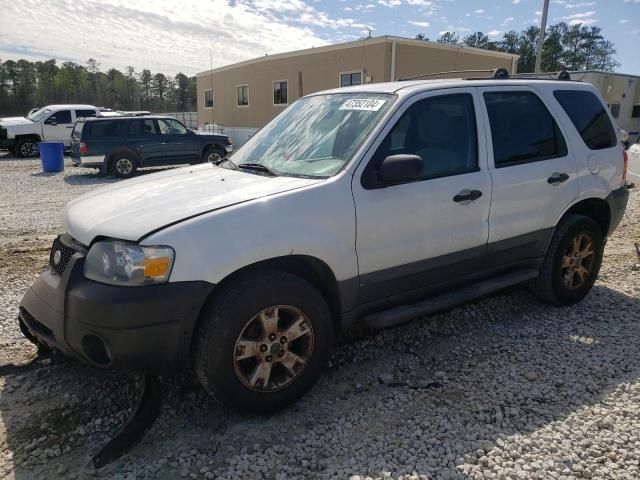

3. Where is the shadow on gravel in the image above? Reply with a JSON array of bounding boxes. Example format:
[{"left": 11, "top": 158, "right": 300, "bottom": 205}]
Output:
[{"left": 1, "top": 285, "right": 638, "bottom": 479}]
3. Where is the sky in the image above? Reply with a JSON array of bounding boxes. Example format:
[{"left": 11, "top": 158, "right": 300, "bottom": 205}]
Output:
[{"left": 0, "top": 0, "right": 638, "bottom": 76}]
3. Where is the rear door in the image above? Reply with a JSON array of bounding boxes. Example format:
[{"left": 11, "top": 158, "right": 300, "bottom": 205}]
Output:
[
  {"left": 42, "top": 109, "right": 74, "bottom": 144},
  {"left": 478, "top": 86, "right": 579, "bottom": 263},
  {"left": 157, "top": 118, "right": 200, "bottom": 164}
]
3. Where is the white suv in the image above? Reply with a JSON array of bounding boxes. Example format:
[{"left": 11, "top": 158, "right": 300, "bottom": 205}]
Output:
[
  {"left": 19, "top": 72, "right": 630, "bottom": 412},
  {"left": 0, "top": 104, "right": 99, "bottom": 157}
]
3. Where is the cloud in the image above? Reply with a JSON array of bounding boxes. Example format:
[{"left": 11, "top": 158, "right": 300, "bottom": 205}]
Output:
[
  {"left": 0, "top": 0, "right": 363, "bottom": 75},
  {"left": 378, "top": 0, "right": 401, "bottom": 6},
  {"left": 512, "top": 0, "right": 521, "bottom": 4},
  {"left": 487, "top": 30, "right": 503, "bottom": 37},
  {"left": 410, "top": 20, "right": 431, "bottom": 27},
  {"left": 501, "top": 16, "right": 515, "bottom": 26},
  {"left": 565, "top": 1, "right": 596, "bottom": 8},
  {"left": 562, "top": 10, "right": 598, "bottom": 24},
  {"left": 474, "top": 9, "right": 485, "bottom": 13}
]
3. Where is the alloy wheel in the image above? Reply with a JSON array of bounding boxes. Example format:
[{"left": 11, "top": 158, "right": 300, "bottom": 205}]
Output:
[
  {"left": 233, "top": 305, "right": 314, "bottom": 392},
  {"left": 115, "top": 158, "right": 133, "bottom": 175},
  {"left": 207, "top": 152, "right": 222, "bottom": 163},
  {"left": 561, "top": 233, "right": 595, "bottom": 289},
  {"left": 20, "top": 142, "right": 38, "bottom": 158}
]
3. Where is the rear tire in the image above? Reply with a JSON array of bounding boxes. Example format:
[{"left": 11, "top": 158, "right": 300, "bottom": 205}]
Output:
[
  {"left": 530, "top": 214, "right": 604, "bottom": 306},
  {"left": 194, "top": 270, "right": 334, "bottom": 413},
  {"left": 15, "top": 138, "right": 39, "bottom": 158},
  {"left": 110, "top": 154, "right": 138, "bottom": 179}
]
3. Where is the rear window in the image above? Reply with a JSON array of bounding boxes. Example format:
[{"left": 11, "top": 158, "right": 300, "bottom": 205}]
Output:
[
  {"left": 86, "top": 120, "right": 121, "bottom": 138},
  {"left": 75, "top": 109, "right": 96, "bottom": 119},
  {"left": 553, "top": 90, "right": 617, "bottom": 150},
  {"left": 484, "top": 91, "right": 567, "bottom": 167}
]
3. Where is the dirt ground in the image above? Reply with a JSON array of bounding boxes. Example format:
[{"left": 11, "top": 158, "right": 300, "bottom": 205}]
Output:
[{"left": 1, "top": 153, "right": 639, "bottom": 480}]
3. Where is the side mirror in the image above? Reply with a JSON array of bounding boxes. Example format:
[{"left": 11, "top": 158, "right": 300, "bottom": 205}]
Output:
[
  {"left": 45, "top": 118, "right": 57, "bottom": 126},
  {"left": 187, "top": 129, "right": 195, "bottom": 135},
  {"left": 378, "top": 154, "right": 424, "bottom": 185}
]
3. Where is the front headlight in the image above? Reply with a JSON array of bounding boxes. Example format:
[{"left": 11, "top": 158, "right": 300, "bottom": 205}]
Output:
[{"left": 84, "top": 240, "right": 175, "bottom": 286}]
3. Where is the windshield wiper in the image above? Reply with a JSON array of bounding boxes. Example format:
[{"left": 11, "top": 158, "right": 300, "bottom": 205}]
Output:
[
  {"left": 237, "top": 163, "right": 281, "bottom": 177},
  {"left": 217, "top": 156, "right": 238, "bottom": 170}
]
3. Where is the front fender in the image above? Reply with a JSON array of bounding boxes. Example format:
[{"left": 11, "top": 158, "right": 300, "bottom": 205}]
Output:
[{"left": 142, "top": 172, "right": 358, "bottom": 289}]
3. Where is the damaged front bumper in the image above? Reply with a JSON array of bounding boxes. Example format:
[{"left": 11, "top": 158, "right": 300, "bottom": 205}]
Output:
[{"left": 19, "top": 235, "right": 214, "bottom": 375}]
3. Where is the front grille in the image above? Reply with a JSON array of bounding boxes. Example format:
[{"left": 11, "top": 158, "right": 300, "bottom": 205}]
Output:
[{"left": 49, "top": 236, "right": 79, "bottom": 276}]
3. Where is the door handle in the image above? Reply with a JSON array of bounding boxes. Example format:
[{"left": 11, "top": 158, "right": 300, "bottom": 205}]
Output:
[
  {"left": 65, "top": 126, "right": 73, "bottom": 128},
  {"left": 547, "top": 172, "right": 569, "bottom": 184},
  {"left": 453, "top": 189, "right": 483, "bottom": 203}
]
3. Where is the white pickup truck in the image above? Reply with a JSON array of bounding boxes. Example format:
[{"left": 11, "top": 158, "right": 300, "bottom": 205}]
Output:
[{"left": 0, "top": 104, "right": 100, "bottom": 157}]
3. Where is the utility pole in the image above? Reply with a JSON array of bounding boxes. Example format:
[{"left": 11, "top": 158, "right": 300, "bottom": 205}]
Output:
[
  {"left": 209, "top": 49, "right": 215, "bottom": 128},
  {"left": 534, "top": 0, "right": 550, "bottom": 73}
]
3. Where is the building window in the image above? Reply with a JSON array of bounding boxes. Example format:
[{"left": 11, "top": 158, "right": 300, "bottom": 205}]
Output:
[
  {"left": 340, "top": 71, "right": 362, "bottom": 87},
  {"left": 204, "top": 89, "right": 214, "bottom": 109},
  {"left": 632, "top": 105, "right": 640, "bottom": 118},
  {"left": 237, "top": 85, "right": 249, "bottom": 107},
  {"left": 610, "top": 103, "right": 620, "bottom": 118},
  {"left": 274, "top": 80, "right": 288, "bottom": 105}
]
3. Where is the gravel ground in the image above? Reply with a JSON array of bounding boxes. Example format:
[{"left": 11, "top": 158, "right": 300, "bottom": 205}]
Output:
[{"left": 1, "top": 151, "right": 639, "bottom": 480}]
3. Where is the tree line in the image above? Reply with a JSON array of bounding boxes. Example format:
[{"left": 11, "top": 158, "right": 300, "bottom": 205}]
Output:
[
  {"left": 415, "top": 22, "right": 619, "bottom": 73},
  {"left": 0, "top": 58, "right": 197, "bottom": 116}
]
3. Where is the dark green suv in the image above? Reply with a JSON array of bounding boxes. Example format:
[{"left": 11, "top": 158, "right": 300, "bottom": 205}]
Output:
[{"left": 70, "top": 115, "right": 232, "bottom": 178}]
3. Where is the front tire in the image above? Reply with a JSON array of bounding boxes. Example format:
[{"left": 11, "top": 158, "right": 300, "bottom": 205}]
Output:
[
  {"left": 16, "top": 138, "right": 39, "bottom": 158},
  {"left": 201, "top": 146, "right": 225, "bottom": 164},
  {"left": 194, "top": 270, "right": 334, "bottom": 413},
  {"left": 531, "top": 214, "right": 604, "bottom": 306}
]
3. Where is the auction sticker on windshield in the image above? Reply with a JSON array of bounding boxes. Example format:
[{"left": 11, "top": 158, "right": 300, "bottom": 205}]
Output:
[{"left": 339, "top": 99, "right": 387, "bottom": 111}]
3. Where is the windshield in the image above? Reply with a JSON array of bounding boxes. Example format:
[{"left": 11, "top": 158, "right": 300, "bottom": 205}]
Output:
[
  {"left": 28, "top": 108, "right": 52, "bottom": 122},
  {"left": 229, "top": 93, "right": 394, "bottom": 178}
]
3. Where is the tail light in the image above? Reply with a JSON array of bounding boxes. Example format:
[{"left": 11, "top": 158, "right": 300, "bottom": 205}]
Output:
[
  {"left": 622, "top": 149, "right": 628, "bottom": 186},
  {"left": 79, "top": 142, "right": 88, "bottom": 155}
]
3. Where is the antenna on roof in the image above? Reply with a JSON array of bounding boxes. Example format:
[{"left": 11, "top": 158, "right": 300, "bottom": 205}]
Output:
[{"left": 363, "top": 25, "right": 375, "bottom": 38}]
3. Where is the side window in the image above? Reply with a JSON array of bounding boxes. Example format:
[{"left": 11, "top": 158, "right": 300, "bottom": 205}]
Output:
[
  {"left": 75, "top": 109, "right": 96, "bottom": 119},
  {"left": 484, "top": 91, "right": 567, "bottom": 167},
  {"left": 553, "top": 90, "right": 617, "bottom": 150},
  {"left": 158, "top": 119, "right": 188, "bottom": 135},
  {"left": 370, "top": 93, "right": 478, "bottom": 181},
  {"left": 127, "top": 119, "right": 158, "bottom": 136},
  {"left": 87, "top": 120, "right": 121, "bottom": 137},
  {"left": 46, "top": 110, "right": 72, "bottom": 125}
]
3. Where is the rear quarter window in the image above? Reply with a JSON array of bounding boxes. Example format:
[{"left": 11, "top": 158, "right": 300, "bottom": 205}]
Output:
[
  {"left": 553, "top": 90, "right": 617, "bottom": 150},
  {"left": 86, "top": 120, "right": 122, "bottom": 138}
]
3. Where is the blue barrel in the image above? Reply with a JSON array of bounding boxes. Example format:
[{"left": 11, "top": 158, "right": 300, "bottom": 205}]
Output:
[{"left": 37, "top": 142, "right": 65, "bottom": 172}]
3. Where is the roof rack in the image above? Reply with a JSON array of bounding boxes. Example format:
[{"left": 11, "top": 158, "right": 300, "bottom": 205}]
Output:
[{"left": 398, "top": 68, "right": 572, "bottom": 82}]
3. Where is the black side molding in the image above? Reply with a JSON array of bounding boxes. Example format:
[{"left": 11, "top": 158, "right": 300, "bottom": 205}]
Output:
[{"left": 363, "top": 268, "right": 538, "bottom": 329}]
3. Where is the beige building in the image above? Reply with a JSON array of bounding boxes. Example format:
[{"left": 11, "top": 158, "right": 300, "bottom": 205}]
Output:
[
  {"left": 570, "top": 70, "right": 640, "bottom": 143},
  {"left": 196, "top": 36, "right": 519, "bottom": 145}
]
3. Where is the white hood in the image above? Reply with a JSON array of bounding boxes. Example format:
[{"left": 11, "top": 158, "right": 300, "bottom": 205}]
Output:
[
  {"left": 0, "top": 116, "right": 31, "bottom": 126},
  {"left": 64, "top": 163, "right": 321, "bottom": 246}
]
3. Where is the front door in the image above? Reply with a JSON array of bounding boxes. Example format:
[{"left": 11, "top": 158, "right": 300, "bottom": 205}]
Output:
[
  {"left": 42, "top": 110, "right": 74, "bottom": 145},
  {"left": 352, "top": 89, "right": 492, "bottom": 304},
  {"left": 478, "top": 86, "right": 579, "bottom": 263},
  {"left": 157, "top": 118, "right": 199, "bottom": 164},
  {"left": 124, "top": 118, "right": 164, "bottom": 165}
]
